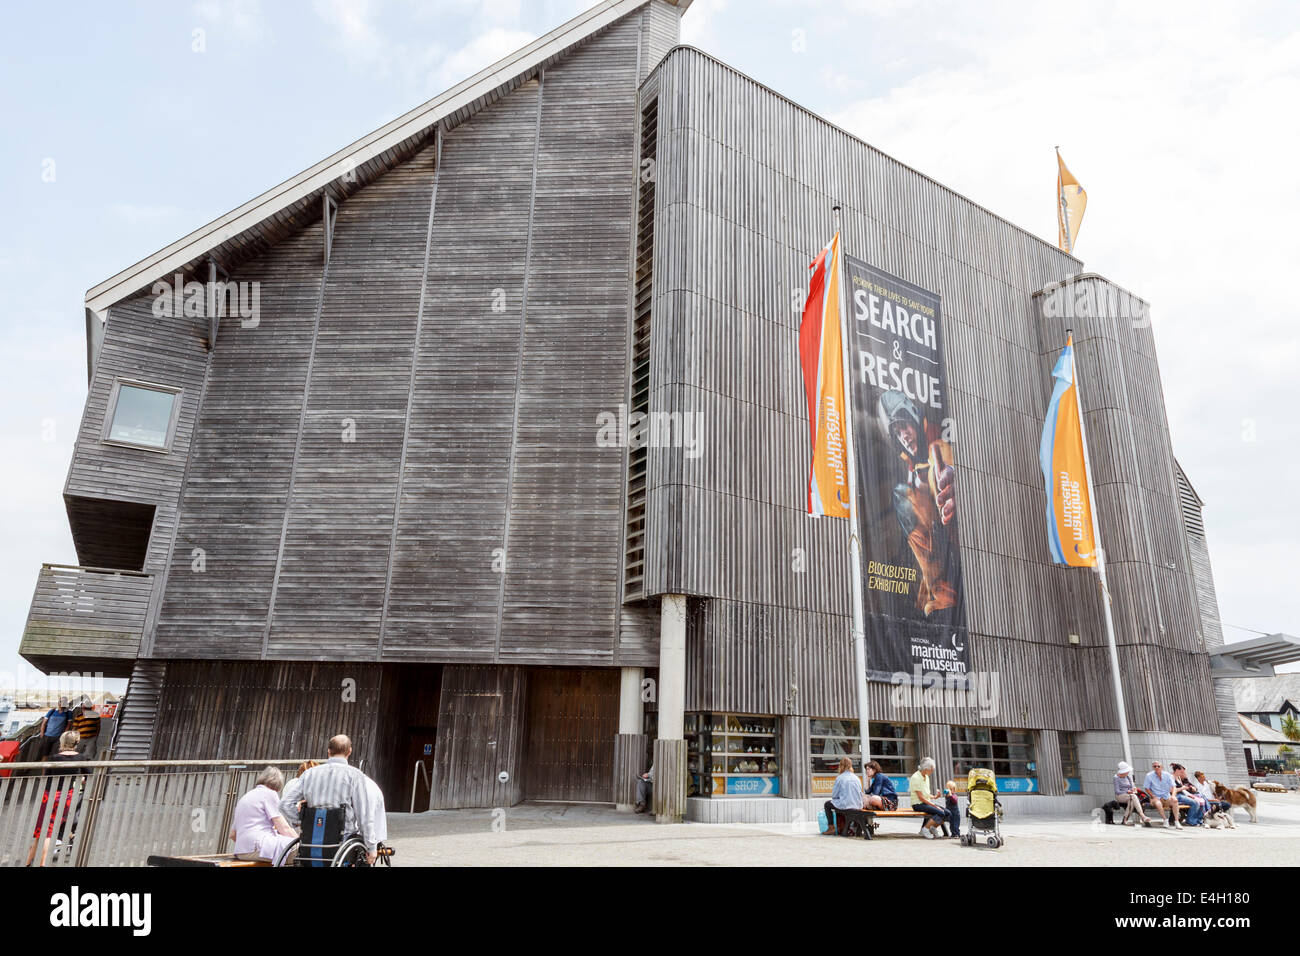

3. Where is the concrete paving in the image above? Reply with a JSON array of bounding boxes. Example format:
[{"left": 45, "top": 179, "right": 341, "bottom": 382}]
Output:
[{"left": 384, "top": 791, "right": 1300, "bottom": 866}]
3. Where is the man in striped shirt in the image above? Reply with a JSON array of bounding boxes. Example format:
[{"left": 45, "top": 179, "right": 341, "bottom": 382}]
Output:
[
  {"left": 71, "top": 697, "right": 101, "bottom": 757},
  {"left": 282, "top": 734, "right": 383, "bottom": 864}
]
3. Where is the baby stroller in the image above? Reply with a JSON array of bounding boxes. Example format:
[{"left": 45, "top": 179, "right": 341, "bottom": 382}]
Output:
[{"left": 960, "top": 767, "right": 1003, "bottom": 848}]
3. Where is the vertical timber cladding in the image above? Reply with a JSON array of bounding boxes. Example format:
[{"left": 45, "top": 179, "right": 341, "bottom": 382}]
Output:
[
  {"left": 385, "top": 12, "right": 650, "bottom": 665},
  {"left": 496, "top": 13, "right": 642, "bottom": 661},
  {"left": 647, "top": 48, "right": 1215, "bottom": 733},
  {"left": 266, "top": 145, "right": 437, "bottom": 660},
  {"left": 523, "top": 668, "right": 619, "bottom": 801},
  {"left": 624, "top": 94, "right": 658, "bottom": 601},
  {"left": 149, "top": 660, "right": 387, "bottom": 772},
  {"left": 431, "top": 665, "right": 526, "bottom": 809},
  {"left": 152, "top": 216, "right": 331, "bottom": 656}
]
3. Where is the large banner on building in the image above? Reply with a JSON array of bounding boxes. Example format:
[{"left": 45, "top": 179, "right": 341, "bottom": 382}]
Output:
[{"left": 844, "top": 256, "right": 970, "bottom": 682}]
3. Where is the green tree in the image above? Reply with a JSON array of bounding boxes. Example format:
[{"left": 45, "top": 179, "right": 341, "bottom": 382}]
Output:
[{"left": 1282, "top": 712, "right": 1300, "bottom": 742}]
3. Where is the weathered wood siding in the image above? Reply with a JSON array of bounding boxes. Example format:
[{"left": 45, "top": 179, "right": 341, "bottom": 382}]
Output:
[
  {"left": 63, "top": 293, "right": 211, "bottom": 580},
  {"left": 1176, "top": 461, "right": 1249, "bottom": 781},
  {"left": 522, "top": 668, "right": 618, "bottom": 802},
  {"left": 431, "top": 664, "right": 526, "bottom": 808},
  {"left": 148, "top": 8, "right": 672, "bottom": 669},
  {"left": 20, "top": 565, "right": 151, "bottom": 676},
  {"left": 150, "top": 217, "right": 327, "bottom": 658},
  {"left": 149, "top": 660, "right": 389, "bottom": 776},
  {"left": 646, "top": 48, "right": 1218, "bottom": 736}
]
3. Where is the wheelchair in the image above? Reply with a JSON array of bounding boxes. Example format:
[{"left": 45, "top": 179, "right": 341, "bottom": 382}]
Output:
[{"left": 277, "top": 807, "right": 393, "bottom": 868}]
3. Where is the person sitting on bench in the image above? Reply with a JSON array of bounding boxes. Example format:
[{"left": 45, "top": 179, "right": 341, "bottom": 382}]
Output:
[
  {"left": 864, "top": 760, "right": 897, "bottom": 810},
  {"left": 230, "top": 766, "right": 298, "bottom": 864},
  {"left": 822, "top": 757, "right": 865, "bottom": 834},
  {"left": 908, "top": 758, "right": 948, "bottom": 839}
]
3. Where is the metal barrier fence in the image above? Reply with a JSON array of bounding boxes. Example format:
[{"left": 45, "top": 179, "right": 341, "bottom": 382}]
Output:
[{"left": 0, "top": 759, "right": 307, "bottom": 867}]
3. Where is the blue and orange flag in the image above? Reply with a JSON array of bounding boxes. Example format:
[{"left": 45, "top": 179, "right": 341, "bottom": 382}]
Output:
[
  {"left": 798, "top": 232, "right": 850, "bottom": 519},
  {"left": 1039, "top": 335, "right": 1097, "bottom": 566},
  {"left": 1056, "top": 149, "right": 1087, "bottom": 254}
]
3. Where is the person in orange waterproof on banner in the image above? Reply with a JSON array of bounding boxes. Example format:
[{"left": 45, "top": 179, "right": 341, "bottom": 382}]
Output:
[{"left": 879, "top": 388, "right": 958, "bottom": 617}]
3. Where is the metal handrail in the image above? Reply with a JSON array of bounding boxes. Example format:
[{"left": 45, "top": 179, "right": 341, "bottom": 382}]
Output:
[
  {"left": 40, "top": 563, "right": 152, "bottom": 577},
  {"left": 1, "top": 758, "right": 308, "bottom": 770},
  {"left": 0, "top": 758, "right": 320, "bottom": 868},
  {"left": 410, "top": 759, "right": 432, "bottom": 813}
]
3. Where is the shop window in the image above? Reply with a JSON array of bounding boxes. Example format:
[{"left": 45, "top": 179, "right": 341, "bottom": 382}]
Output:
[
  {"left": 810, "top": 720, "right": 916, "bottom": 796},
  {"left": 951, "top": 726, "right": 1037, "bottom": 785},
  {"left": 102, "top": 379, "right": 181, "bottom": 451},
  {"left": 685, "top": 713, "right": 779, "bottom": 797},
  {"left": 1059, "top": 731, "right": 1081, "bottom": 793}
]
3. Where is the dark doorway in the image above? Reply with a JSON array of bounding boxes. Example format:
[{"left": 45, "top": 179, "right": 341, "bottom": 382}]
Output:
[
  {"left": 522, "top": 668, "right": 618, "bottom": 803},
  {"left": 379, "top": 664, "right": 442, "bottom": 812}
]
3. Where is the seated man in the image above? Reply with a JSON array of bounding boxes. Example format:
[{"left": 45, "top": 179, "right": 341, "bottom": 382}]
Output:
[
  {"left": 822, "top": 756, "right": 864, "bottom": 834},
  {"left": 229, "top": 766, "right": 298, "bottom": 864},
  {"left": 1143, "top": 760, "right": 1181, "bottom": 830},
  {"left": 635, "top": 765, "right": 653, "bottom": 814},
  {"left": 909, "top": 757, "right": 949, "bottom": 839},
  {"left": 283, "top": 734, "right": 382, "bottom": 864}
]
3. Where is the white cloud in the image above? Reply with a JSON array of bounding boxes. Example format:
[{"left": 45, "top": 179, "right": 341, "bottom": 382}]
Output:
[
  {"left": 428, "top": 27, "right": 538, "bottom": 94},
  {"left": 192, "top": 0, "right": 266, "bottom": 40},
  {"left": 109, "top": 203, "right": 189, "bottom": 225},
  {"left": 823, "top": 2, "right": 1300, "bottom": 637}
]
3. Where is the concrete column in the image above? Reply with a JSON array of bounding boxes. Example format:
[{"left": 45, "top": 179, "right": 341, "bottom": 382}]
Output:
[
  {"left": 653, "top": 594, "right": 687, "bottom": 822},
  {"left": 919, "top": 723, "right": 954, "bottom": 787},
  {"left": 614, "top": 666, "right": 648, "bottom": 810},
  {"left": 779, "top": 715, "right": 811, "bottom": 800},
  {"left": 1036, "top": 729, "right": 1066, "bottom": 796},
  {"left": 618, "top": 667, "right": 645, "bottom": 734}
]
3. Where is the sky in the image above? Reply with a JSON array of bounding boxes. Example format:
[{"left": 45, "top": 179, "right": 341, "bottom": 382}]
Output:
[{"left": 1, "top": 0, "right": 1297, "bottom": 690}]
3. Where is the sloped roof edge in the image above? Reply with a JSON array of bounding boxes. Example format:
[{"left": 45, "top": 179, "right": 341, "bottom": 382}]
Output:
[
  {"left": 85, "top": 0, "right": 661, "bottom": 316},
  {"left": 1238, "top": 714, "right": 1293, "bottom": 744}
]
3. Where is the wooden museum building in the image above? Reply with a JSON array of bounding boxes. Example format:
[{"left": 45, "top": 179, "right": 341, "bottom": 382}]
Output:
[{"left": 20, "top": 0, "right": 1244, "bottom": 821}]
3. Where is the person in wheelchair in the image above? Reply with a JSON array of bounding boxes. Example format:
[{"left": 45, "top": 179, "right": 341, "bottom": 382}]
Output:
[{"left": 281, "top": 734, "right": 386, "bottom": 866}]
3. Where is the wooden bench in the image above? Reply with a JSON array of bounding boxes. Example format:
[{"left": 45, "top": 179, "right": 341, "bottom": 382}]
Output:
[
  {"left": 830, "top": 808, "right": 937, "bottom": 840},
  {"left": 147, "top": 853, "right": 271, "bottom": 867}
]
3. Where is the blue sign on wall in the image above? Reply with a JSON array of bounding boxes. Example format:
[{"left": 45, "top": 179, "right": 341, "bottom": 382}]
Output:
[
  {"left": 423, "top": 744, "right": 432, "bottom": 755},
  {"left": 726, "top": 776, "right": 779, "bottom": 796},
  {"left": 887, "top": 774, "right": 1045, "bottom": 795}
]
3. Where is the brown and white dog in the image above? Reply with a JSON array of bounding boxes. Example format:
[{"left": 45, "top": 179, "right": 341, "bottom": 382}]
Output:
[{"left": 1212, "top": 781, "right": 1258, "bottom": 824}]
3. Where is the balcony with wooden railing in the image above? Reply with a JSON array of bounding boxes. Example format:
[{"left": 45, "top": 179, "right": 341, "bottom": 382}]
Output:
[{"left": 19, "top": 563, "right": 153, "bottom": 677}]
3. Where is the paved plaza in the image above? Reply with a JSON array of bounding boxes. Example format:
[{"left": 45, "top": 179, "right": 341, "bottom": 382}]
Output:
[{"left": 384, "top": 791, "right": 1300, "bottom": 866}]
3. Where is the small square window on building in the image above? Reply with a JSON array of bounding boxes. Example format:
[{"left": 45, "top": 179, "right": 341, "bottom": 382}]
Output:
[{"left": 103, "top": 380, "right": 181, "bottom": 451}]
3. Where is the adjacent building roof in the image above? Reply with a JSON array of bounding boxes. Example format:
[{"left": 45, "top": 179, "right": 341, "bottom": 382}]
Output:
[
  {"left": 84, "top": 0, "right": 688, "bottom": 319},
  {"left": 1237, "top": 714, "right": 1294, "bottom": 744},
  {"left": 1234, "top": 673, "right": 1300, "bottom": 714}
]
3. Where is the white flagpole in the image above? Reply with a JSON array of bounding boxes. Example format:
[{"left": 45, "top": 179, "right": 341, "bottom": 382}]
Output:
[
  {"left": 1067, "top": 328, "right": 1133, "bottom": 769},
  {"left": 832, "top": 204, "right": 873, "bottom": 782}
]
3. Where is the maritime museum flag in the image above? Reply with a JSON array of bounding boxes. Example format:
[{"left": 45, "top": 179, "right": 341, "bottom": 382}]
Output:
[
  {"left": 798, "top": 232, "right": 851, "bottom": 519},
  {"left": 1056, "top": 148, "right": 1087, "bottom": 254},
  {"left": 1039, "top": 334, "right": 1098, "bottom": 567}
]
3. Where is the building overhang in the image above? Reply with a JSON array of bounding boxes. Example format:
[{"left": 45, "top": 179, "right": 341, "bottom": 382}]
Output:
[{"left": 1210, "top": 633, "right": 1300, "bottom": 679}]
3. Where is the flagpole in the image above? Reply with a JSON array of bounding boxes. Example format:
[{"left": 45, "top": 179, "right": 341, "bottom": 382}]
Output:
[
  {"left": 832, "top": 204, "right": 873, "bottom": 783},
  {"left": 1068, "top": 327, "right": 1133, "bottom": 768}
]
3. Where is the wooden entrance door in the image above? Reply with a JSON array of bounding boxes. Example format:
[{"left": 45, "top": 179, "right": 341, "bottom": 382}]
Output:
[{"left": 523, "top": 668, "right": 617, "bottom": 802}]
